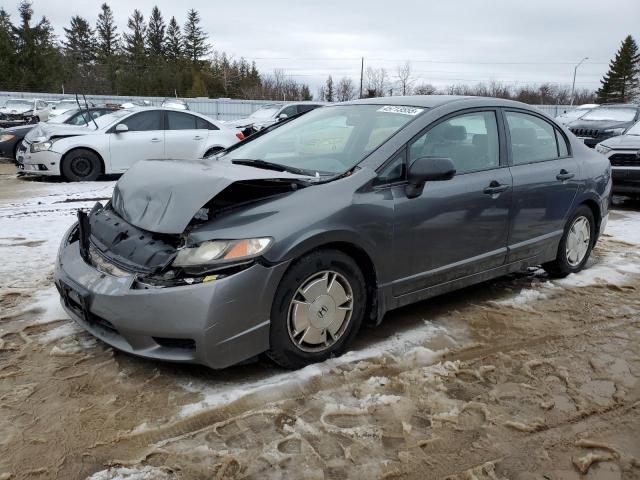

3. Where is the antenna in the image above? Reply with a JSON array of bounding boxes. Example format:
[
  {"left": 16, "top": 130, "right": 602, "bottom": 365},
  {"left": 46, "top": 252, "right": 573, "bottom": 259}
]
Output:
[
  {"left": 83, "top": 93, "right": 99, "bottom": 129},
  {"left": 75, "top": 93, "right": 89, "bottom": 127}
]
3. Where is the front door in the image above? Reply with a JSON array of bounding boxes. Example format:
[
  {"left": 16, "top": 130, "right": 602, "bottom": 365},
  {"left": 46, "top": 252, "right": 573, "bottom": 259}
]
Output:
[
  {"left": 392, "top": 110, "right": 512, "bottom": 296},
  {"left": 109, "top": 110, "right": 164, "bottom": 172},
  {"left": 503, "top": 110, "right": 579, "bottom": 262}
]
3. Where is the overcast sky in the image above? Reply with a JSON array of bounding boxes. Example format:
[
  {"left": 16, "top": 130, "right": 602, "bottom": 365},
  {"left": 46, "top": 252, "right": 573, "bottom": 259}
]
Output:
[{"left": 5, "top": 0, "right": 639, "bottom": 93}]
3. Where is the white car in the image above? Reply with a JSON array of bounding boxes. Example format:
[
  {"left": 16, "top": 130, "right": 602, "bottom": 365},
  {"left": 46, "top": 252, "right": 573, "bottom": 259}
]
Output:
[
  {"left": 555, "top": 103, "right": 599, "bottom": 126},
  {"left": 0, "top": 98, "right": 50, "bottom": 122},
  {"left": 225, "top": 102, "right": 325, "bottom": 132},
  {"left": 17, "top": 107, "right": 244, "bottom": 181}
]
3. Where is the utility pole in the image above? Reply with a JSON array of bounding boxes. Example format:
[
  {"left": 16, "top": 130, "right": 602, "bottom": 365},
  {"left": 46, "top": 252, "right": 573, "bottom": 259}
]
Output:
[
  {"left": 359, "top": 57, "right": 364, "bottom": 99},
  {"left": 570, "top": 57, "right": 588, "bottom": 106}
]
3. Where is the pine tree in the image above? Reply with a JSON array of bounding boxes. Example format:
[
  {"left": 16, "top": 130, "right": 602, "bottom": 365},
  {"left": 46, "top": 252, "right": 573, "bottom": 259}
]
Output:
[
  {"left": 597, "top": 35, "right": 640, "bottom": 103},
  {"left": 63, "top": 16, "right": 95, "bottom": 64},
  {"left": 0, "top": 8, "right": 17, "bottom": 87},
  {"left": 183, "top": 9, "right": 210, "bottom": 65},
  {"left": 96, "top": 3, "right": 118, "bottom": 60},
  {"left": 146, "top": 6, "right": 165, "bottom": 57},
  {"left": 324, "top": 75, "right": 334, "bottom": 102},
  {"left": 300, "top": 84, "right": 312, "bottom": 101},
  {"left": 123, "top": 9, "right": 146, "bottom": 62},
  {"left": 165, "top": 16, "right": 182, "bottom": 62}
]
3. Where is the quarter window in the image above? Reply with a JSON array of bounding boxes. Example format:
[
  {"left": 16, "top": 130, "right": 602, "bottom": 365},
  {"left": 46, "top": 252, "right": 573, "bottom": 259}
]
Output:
[
  {"left": 505, "top": 111, "right": 562, "bottom": 164},
  {"left": 409, "top": 111, "right": 500, "bottom": 174},
  {"left": 196, "top": 116, "right": 217, "bottom": 130},
  {"left": 119, "top": 111, "right": 162, "bottom": 132},
  {"left": 375, "top": 150, "right": 406, "bottom": 185}
]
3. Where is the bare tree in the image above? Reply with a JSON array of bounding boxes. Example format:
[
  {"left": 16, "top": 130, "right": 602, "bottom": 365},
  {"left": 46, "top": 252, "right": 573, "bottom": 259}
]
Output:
[
  {"left": 395, "top": 61, "right": 414, "bottom": 95},
  {"left": 365, "top": 66, "right": 388, "bottom": 97},
  {"left": 413, "top": 83, "right": 438, "bottom": 95},
  {"left": 336, "top": 76, "right": 356, "bottom": 101}
]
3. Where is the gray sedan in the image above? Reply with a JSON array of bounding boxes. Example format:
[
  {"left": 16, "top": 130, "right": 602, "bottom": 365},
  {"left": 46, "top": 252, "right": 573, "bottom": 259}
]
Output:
[{"left": 54, "top": 96, "right": 611, "bottom": 369}]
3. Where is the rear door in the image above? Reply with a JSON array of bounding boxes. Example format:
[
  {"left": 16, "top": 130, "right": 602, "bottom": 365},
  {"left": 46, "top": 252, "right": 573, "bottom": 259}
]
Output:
[
  {"left": 108, "top": 110, "right": 164, "bottom": 172},
  {"left": 391, "top": 109, "right": 512, "bottom": 295},
  {"left": 164, "top": 111, "right": 209, "bottom": 159},
  {"left": 503, "top": 110, "right": 579, "bottom": 262}
]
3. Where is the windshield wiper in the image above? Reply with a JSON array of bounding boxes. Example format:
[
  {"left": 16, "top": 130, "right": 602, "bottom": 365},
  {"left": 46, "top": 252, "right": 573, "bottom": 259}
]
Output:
[{"left": 232, "top": 158, "right": 309, "bottom": 176}]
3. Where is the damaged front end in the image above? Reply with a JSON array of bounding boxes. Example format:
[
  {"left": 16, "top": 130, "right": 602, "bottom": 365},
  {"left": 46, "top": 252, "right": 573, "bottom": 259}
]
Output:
[{"left": 77, "top": 159, "right": 313, "bottom": 288}]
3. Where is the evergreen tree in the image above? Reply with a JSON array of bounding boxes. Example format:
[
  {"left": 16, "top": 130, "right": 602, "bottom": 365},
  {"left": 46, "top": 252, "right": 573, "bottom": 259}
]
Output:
[
  {"left": 96, "top": 3, "right": 119, "bottom": 60},
  {"left": 146, "top": 6, "right": 165, "bottom": 57},
  {"left": 183, "top": 9, "right": 210, "bottom": 65},
  {"left": 165, "top": 16, "right": 182, "bottom": 62},
  {"left": 597, "top": 35, "right": 640, "bottom": 103},
  {"left": 63, "top": 16, "right": 95, "bottom": 64},
  {"left": 0, "top": 8, "right": 17, "bottom": 87},
  {"left": 324, "top": 75, "right": 334, "bottom": 102},
  {"left": 300, "top": 84, "right": 312, "bottom": 101},
  {"left": 123, "top": 9, "right": 146, "bottom": 62}
]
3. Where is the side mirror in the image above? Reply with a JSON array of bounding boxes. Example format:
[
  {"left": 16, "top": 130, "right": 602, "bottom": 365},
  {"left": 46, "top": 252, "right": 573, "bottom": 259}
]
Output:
[
  {"left": 115, "top": 123, "right": 128, "bottom": 133},
  {"left": 406, "top": 156, "right": 456, "bottom": 198},
  {"left": 277, "top": 113, "right": 288, "bottom": 121}
]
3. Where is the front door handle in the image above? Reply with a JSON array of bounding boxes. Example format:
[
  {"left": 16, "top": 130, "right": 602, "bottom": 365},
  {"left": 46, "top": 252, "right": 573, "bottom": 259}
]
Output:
[
  {"left": 150, "top": 138, "right": 161, "bottom": 143},
  {"left": 483, "top": 181, "right": 510, "bottom": 195},
  {"left": 556, "top": 169, "right": 575, "bottom": 181}
]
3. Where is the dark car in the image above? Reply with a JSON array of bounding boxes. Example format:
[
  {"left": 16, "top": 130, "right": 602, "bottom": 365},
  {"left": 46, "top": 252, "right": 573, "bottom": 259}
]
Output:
[
  {"left": 567, "top": 104, "right": 640, "bottom": 148},
  {"left": 0, "top": 107, "right": 117, "bottom": 162},
  {"left": 54, "top": 96, "right": 611, "bottom": 370},
  {"left": 596, "top": 120, "right": 640, "bottom": 197}
]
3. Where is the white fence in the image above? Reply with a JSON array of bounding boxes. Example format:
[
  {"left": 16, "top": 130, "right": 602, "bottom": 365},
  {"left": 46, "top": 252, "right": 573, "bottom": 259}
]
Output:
[{"left": 0, "top": 90, "right": 575, "bottom": 121}]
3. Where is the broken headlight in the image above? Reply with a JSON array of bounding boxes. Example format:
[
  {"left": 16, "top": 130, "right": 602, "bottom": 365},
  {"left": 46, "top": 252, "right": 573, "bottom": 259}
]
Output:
[
  {"left": 172, "top": 238, "right": 273, "bottom": 267},
  {"left": 30, "top": 140, "right": 54, "bottom": 152}
]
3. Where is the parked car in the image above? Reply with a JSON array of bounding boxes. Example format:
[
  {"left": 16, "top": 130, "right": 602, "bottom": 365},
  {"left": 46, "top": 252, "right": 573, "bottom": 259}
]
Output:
[
  {"left": 596, "top": 119, "right": 640, "bottom": 197},
  {"left": 53, "top": 96, "right": 611, "bottom": 370},
  {"left": 49, "top": 99, "right": 94, "bottom": 118},
  {"left": 567, "top": 104, "right": 640, "bottom": 147},
  {"left": 0, "top": 107, "right": 118, "bottom": 162},
  {"left": 555, "top": 103, "right": 598, "bottom": 125},
  {"left": 161, "top": 98, "right": 189, "bottom": 110},
  {"left": 18, "top": 107, "right": 243, "bottom": 181},
  {"left": 0, "top": 98, "right": 50, "bottom": 125},
  {"left": 226, "top": 102, "right": 325, "bottom": 136}
]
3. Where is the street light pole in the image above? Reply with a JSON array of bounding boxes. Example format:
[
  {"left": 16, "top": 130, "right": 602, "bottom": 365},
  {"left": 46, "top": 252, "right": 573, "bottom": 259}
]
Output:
[{"left": 570, "top": 57, "right": 589, "bottom": 106}]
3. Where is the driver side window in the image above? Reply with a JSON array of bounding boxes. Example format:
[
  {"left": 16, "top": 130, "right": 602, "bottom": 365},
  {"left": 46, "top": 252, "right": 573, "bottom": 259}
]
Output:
[{"left": 409, "top": 111, "right": 500, "bottom": 175}]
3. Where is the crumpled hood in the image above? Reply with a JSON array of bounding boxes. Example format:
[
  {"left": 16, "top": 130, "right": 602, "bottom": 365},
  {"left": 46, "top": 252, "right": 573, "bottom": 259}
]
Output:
[
  {"left": 600, "top": 134, "right": 640, "bottom": 149},
  {"left": 24, "top": 123, "right": 92, "bottom": 142},
  {"left": 0, "top": 106, "right": 31, "bottom": 115},
  {"left": 111, "top": 158, "right": 311, "bottom": 234}
]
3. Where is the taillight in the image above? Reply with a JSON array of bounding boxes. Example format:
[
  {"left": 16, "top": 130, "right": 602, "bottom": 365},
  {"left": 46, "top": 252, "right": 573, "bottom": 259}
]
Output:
[{"left": 236, "top": 132, "right": 245, "bottom": 141}]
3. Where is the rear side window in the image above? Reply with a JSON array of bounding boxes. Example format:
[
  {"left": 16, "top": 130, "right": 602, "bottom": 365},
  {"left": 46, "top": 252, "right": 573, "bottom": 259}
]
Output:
[
  {"left": 505, "top": 111, "right": 562, "bottom": 164},
  {"left": 120, "top": 111, "right": 163, "bottom": 132},
  {"left": 167, "top": 111, "right": 197, "bottom": 130},
  {"left": 409, "top": 111, "right": 500, "bottom": 174}
]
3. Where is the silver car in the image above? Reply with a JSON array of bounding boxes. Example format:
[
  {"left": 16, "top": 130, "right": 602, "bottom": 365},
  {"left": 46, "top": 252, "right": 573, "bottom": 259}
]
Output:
[{"left": 54, "top": 96, "right": 611, "bottom": 369}]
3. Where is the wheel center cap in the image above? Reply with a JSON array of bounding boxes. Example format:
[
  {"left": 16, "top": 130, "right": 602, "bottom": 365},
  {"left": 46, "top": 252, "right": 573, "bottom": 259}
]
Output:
[{"left": 309, "top": 295, "right": 337, "bottom": 329}]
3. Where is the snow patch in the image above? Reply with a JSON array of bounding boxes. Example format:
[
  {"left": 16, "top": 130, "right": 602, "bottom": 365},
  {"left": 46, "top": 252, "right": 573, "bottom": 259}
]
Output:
[{"left": 87, "top": 466, "right": 174, "bottom": 480}]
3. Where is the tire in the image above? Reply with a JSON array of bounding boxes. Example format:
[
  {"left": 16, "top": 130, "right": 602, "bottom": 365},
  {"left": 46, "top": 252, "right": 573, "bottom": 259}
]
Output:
[
  {"left": 543, "top": 205, "right": 595, "bottom": 278},
  {"left": 204, "top": 146, "right": 224, "bottom": 158},
  {"left": 267, "top": 249, "right": 367, "bottom": 369},
  {"left": 61, "top": 149, "right": 102, "bottom": 182}
]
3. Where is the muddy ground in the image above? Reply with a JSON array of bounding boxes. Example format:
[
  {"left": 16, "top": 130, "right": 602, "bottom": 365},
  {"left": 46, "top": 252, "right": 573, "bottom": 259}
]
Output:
[{"left": 0, "top": 162, "right": 639, "bottom": 480}]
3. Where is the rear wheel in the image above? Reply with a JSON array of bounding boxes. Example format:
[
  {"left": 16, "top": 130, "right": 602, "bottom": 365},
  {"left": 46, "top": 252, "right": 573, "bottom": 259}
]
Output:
[
  {"left": 543, "top": 205, "right": 595, "bottom": 278},
  {"left": 203, "top": 146, "right": 224, "bottom": 158},
  {"left": 61, "top": 149, "right": 101, "bottom": 182},
  {"left": 267, "top": 249, "right": 367, "bottom": 369}
]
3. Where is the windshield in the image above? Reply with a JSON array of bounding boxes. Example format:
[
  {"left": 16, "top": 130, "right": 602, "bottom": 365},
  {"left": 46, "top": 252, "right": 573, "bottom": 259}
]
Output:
[
  {"left": 581, "top": 107, "right": 637, "bottom": 122},
  {"left": 5, "top": 99, "right": 32, "bottom": 108},
  {"left": 223, "top": 104, "right": 424, "bottom": 176},
  {"left": 625, "top": 121, "right": 640, "bottom": 136},
  {"left": 92, "top": 109, "right": 131, "bottom": 129},
  {"left": 48, "top": 109, "right": 79, "bottom": 123},
  {"left": 249, "top": 106, "right": 280, "bottom": 119}
]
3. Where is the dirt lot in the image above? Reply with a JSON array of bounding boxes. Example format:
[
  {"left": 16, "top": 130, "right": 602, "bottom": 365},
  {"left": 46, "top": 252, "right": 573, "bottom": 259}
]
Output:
[{"left": 0, "top": 162, "right": 639, "bottom": 480}]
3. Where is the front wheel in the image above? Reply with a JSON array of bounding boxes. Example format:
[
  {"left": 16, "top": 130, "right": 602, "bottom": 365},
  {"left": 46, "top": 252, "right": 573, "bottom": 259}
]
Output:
[
  {"left": 267, "top": 249, "right": 367, "bottom": 369},
  {"left": 543, "top": 205, "right": 595, "bottom": 278},
  {"left": 61, "top": 149, "right": 101, "bottom": 182}
]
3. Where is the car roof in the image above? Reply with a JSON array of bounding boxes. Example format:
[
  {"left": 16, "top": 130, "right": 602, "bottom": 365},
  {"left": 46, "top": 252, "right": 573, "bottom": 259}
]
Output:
[{"left": 342, "top": 95, "right": 538, "bottom": 110}]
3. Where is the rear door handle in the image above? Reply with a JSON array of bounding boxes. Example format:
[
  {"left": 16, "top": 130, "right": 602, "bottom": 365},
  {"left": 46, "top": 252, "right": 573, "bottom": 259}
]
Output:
[
  {"left": 151, "top": 138, "right": 161, "bottom": 143},
  {"left": 483, "top": 181, "right": 510, "bottom": 195},
  {"left": 193, "top": 135, "right": 204, "bottom": 140},
  {"left": 556, "top": 169, "right": 575, "bottom": 181}
]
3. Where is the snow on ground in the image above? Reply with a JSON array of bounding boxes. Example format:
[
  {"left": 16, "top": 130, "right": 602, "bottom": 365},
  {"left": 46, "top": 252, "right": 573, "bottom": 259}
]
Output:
[
  {"left": 604, "top": 209, "right": 640, "bottom": 245},
  {"left": 87, "top": 466, "right": 175, "bottom": 480}
]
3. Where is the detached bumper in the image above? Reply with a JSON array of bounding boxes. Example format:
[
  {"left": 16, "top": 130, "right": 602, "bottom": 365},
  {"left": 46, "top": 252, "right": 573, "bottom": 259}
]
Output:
[{"left": 54, "top": 240, "right": 290, "bottom": 369}]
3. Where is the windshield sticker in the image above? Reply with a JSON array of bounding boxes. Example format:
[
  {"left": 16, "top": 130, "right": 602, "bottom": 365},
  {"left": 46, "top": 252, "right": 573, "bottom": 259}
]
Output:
[{"left": 377, "top": 105, "right": 424, "bottom": 116}]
